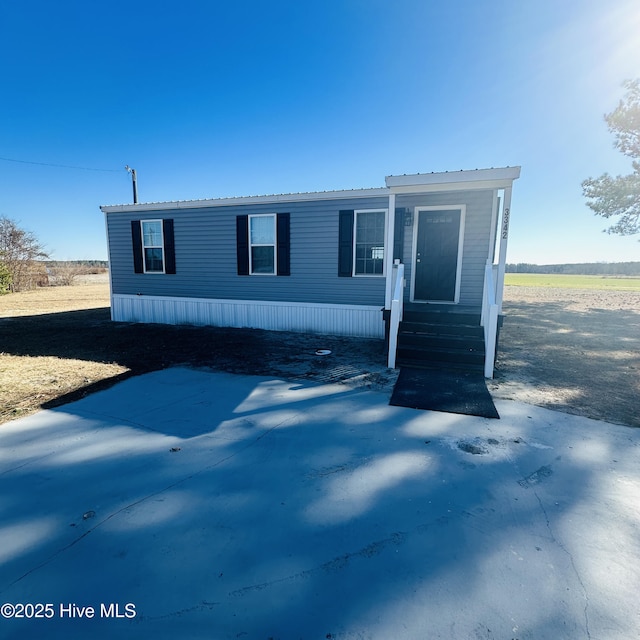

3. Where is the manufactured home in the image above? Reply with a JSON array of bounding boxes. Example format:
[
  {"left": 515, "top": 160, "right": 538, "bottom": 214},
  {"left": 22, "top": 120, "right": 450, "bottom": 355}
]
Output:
[{"left": 101, "top": 166, "right": 520, "bottom": 377}]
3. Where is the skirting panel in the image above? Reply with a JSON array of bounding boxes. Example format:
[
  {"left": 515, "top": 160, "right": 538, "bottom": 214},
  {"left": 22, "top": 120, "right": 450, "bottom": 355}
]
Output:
[{"left": 112, "top": 294, "right": 385, "bottom": 339}]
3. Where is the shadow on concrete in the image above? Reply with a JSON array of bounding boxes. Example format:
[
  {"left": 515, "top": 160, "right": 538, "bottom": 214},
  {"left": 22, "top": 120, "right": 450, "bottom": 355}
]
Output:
[{"left": 2, "top": 368, "right": 638, "bottom": 638}]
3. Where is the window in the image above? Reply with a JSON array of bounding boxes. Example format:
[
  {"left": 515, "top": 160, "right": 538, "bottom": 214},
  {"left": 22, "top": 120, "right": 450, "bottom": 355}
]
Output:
[
  {"left": 131, "top": 218, "right": 175, "bottom": 274},
  {"left": 236, "top": 213, "right": 290, "bottom": 276},
  {"left": 141, "top": 220, "right": 165, "bottom": 273},
  {"left": 249, "top": 214, "right": 276, "bottom": 274},
  {"left": 354, "top": 210, "right": 386, "bottom": 275}
]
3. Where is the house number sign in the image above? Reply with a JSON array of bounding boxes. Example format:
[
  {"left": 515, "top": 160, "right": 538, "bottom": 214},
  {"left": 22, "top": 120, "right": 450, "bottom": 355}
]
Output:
[{"left": 501, "top": 208, "right": 510, "bottom": 240}]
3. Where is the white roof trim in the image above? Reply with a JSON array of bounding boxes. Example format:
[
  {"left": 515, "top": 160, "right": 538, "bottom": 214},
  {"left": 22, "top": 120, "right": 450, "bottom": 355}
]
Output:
[
  {"left": 385, "top": 166, "right": 521, "bottom": 190},
  {"left": 101, "top": 187, "right": 390, "bottom": 213}
]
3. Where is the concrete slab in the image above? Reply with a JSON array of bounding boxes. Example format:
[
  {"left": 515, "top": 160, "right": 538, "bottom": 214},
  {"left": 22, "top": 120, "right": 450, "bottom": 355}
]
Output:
[{"left": 1, "top": 367, "right": 639, "bottom": 639}]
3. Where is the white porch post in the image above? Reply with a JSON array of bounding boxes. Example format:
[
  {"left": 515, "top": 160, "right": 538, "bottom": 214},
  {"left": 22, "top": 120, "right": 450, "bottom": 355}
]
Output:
[
  {"left": 495, "top": 186, "right": 512, "bottom": 313},
  {"left": 488, "top": 189, "right": 499, "bottom": 265},
  {"left": 384, "top": 192, "right": 396, "bottom": 310}
]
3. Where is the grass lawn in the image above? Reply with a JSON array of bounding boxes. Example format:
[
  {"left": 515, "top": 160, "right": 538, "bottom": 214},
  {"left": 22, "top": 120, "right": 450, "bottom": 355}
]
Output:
[{"left": 504, "top": 273, "right": 640, "bottom": 290}]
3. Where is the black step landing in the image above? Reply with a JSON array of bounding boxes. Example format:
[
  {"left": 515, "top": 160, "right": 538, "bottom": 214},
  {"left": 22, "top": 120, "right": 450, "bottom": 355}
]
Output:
[{"left": 390, "top": 366, "right": 500, "bottom": 418}]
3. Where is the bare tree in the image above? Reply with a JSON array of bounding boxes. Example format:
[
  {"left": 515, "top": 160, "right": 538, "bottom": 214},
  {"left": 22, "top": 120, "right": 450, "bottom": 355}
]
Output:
[
  {"left": 0, "top": 217, "right": 49, "bottom": 292},
  {"left": 48, "top": 261, "right": 91, "bottom": 286}
]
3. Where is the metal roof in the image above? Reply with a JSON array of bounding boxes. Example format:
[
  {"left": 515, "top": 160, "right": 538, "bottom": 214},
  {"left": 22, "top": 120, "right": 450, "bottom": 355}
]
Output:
[{"left": 100, "top": 167, "right": 520, "bottom": 213}]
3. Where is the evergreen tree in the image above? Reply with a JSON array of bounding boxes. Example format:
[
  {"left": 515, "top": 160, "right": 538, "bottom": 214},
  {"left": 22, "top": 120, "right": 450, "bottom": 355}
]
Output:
[{"left": 582, "top": 80, "right": 640, "bottom": 236}]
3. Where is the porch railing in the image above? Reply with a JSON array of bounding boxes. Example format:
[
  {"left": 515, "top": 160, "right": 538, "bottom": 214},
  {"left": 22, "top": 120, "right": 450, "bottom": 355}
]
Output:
[
  {"left": 387, "top": 261, "right": 405, "bottom": 369},
  {"left": 481, "top": 262, "right": 499, "bottom": 378}
]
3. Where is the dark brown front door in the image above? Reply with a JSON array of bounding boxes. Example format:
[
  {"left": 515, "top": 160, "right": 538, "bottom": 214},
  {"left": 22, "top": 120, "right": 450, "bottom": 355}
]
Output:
[{"left": 414, "top": 209, "right": 461, "bottom": 302}]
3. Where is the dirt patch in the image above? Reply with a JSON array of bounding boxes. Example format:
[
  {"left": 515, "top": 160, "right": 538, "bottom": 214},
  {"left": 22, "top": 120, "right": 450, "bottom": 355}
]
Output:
[{"left": 490, "top": 286, "right": 640, "bottom": 428}]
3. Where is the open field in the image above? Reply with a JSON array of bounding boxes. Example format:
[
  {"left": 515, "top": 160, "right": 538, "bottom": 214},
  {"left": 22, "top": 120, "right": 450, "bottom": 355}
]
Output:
[
  {"left": 491, "top": 285, "right": 639, "bottom": 427},
  {"left": 1, "top": 275, "right": 639, "bottom": 427},
  {"left": 0, "top": 281, "right": 110, "bottom": 316},
  {"left": 505, "top": 273, "right": 640, "bottom": 290}
]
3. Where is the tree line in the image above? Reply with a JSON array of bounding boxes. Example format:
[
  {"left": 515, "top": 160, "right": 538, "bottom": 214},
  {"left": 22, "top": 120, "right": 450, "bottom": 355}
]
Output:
[
  {"left": 506, "top": 262, "right": 640, "bottom": 275},
  {"left": 44, "top": 260, "right": 108, "bottom": 269}
]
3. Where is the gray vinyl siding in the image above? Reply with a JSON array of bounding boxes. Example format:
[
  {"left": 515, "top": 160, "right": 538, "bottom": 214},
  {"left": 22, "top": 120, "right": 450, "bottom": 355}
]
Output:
[
  {"left": 397, "top": 190, "right": 495, "bottom": 305},
  {"left": 107, "top": 196, "right": 389, "bottom": 306}
]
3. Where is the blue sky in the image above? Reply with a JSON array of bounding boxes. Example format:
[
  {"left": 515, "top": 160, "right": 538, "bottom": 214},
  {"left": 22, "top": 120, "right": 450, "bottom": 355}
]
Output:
[{"left": 1, "top": 0, "right": 639, "bottom": 263}]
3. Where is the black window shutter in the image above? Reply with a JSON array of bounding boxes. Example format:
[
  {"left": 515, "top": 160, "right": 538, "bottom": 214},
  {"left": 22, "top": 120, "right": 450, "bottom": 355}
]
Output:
[
  {"left": 131, "top": 220, "right": 143, "bottom": 273},
  {"left": 393, "top": 208, "right": 405, "bottom": 262},
  {"left": 338, "top": 210, "right": 354, "bottom": 277},
  {"left": 276, "top": 212, "right": 290, "bottom": 276},
  {"left": 163, "top": 218, "right": 176, "bottom": 274},
  {"left": 236, "top": 215, "right": 250, "bottom": 275}
]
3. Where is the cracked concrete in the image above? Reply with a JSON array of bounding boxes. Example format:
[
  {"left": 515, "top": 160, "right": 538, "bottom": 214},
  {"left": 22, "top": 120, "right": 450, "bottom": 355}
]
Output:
[
  {"left": 1, "top": 367, "right": 639, "bottom": 639},
  {"left": 534, "top": 490, "right": 592, "bottom": 640}
]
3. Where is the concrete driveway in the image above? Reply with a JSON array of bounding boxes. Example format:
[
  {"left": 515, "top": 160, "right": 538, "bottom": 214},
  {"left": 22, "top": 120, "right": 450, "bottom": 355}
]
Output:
[{"left": 1, "top": 367, "right": 639, "bottom": 639}]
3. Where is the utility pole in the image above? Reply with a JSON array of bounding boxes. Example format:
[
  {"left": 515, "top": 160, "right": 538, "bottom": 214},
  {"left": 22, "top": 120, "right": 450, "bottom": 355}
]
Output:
[{"left": 125, "top": 165, "right": 138, "bottom": 204}]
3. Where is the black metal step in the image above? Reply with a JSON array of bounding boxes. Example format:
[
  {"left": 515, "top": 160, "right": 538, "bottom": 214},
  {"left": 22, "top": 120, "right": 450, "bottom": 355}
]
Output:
[
  {"left": 402, "top": 309, "right": 481, "bottom": 326},
  {"left": 399, "top": 321, "right": 484, "bottom": 338},
  {"left": 397, "top": 342, "right": 485, "bottom": 364},
  {"left": 393, "top": 305, "right": 486, "bottom": 373},
  {"left": 398, "top": 332, "right": 485, "bottom": 353},
  {"left": 396, "top": 354, "right": 485, "bottom": 373},
  {"left": 396, "top": 307, "right": 485, "bottom": 371}
]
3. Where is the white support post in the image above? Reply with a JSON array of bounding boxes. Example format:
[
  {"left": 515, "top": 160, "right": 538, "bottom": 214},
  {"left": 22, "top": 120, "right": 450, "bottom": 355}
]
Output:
[
  {"left": 387, "top": 261, "right": 404, "bottom": 369},
  {"left": 487, "top": 189, "right": 499, "bottom": 265},
  {"left": 102, "top": 210, "right": 115, "bottom": 321},
  {"left": 384, "top": 192, "right": 396, "bottom": 310},
  {"left": 495, "top": 186, "right": 512, "bottom": 313},
  {"left": 484, "top": 303, "right": 499, "bottom": 378},
  {"left": 388, "top": 298, "right": 400, "bottom": 368}
]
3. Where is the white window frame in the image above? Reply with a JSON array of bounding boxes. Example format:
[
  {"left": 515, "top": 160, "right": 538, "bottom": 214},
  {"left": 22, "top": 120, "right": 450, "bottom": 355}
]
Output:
[
  {"left": 353, "top": 209, "right": 388, "bottom": 277},
  {"left": 141, "top": 219, "right": 165, "bottom": 274},
  {"left": 248, "top": 214, "right": 277, "bottom": 276}
]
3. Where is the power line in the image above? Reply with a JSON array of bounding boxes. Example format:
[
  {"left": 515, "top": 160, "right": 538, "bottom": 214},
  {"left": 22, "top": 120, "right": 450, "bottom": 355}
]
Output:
[{"left": 0, "top": 155, "right": 125, "bottom": 173}]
